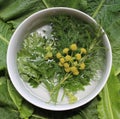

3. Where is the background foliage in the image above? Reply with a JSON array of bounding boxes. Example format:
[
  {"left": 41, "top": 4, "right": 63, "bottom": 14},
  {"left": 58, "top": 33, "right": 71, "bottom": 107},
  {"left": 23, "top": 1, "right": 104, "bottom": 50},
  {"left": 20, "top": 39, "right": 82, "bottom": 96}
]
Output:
[{"left": 0, "top": 0, "right": 120, "bottom": 119}]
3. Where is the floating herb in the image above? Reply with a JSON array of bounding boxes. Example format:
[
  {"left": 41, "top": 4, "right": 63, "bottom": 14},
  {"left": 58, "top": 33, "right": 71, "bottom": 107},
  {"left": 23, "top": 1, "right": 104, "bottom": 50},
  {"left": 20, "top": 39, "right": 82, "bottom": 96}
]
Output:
[{"left": 17, "top": 15, "right": 105, "bottom": 103}]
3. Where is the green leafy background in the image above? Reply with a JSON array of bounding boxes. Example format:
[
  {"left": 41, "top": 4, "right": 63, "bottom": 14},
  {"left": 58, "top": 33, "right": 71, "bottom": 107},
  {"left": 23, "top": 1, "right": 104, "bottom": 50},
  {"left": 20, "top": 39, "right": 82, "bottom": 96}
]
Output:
[{"left": 0, "top": 0, "right": 120, "bottom": 119}]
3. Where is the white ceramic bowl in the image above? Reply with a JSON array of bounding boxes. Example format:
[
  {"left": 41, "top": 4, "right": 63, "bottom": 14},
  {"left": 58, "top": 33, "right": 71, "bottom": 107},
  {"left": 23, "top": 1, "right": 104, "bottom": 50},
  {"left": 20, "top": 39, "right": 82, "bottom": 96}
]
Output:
[{"left": 7, "top": 7, "right": 112, "bottom": 111}]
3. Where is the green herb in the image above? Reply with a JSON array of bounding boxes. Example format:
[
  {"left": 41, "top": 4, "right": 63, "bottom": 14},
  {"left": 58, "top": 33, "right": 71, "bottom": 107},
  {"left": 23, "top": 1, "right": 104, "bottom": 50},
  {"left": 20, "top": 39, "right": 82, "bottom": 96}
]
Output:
[{"left": 17, "top": 15, "right": 105, "bottom": 103}]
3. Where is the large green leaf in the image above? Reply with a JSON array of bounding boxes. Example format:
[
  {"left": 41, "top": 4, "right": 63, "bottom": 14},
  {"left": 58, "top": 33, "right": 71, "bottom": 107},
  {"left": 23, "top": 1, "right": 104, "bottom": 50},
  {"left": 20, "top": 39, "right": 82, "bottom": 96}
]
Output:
[
  {"left": 7, "top": 80, "right": 23, "bottom": 110},
  {"left": 19, "top": 101, "right": 34, "bottom": 119},
  {"left": 94, "top": 0, "right": 120, "bottom": 30},
  {"left": 7, "top": 80, "right": 33, "bottom": 118},
  {"left": 0, "top": 107, "right": 19, "bottom": 119},
  {"left": 0, "top": 0, "right": 15, "bottom": 10},
  {"left": 7, "top": 80, "right": 34, "bottom": 118},
  {"left": 0, "top": 20, "right": 13, "bottom": 70},
  {"left": 7, "top": 1, "right": 46, "bottom": 29},
  {"left": 0, "top": 0, "right": 46, "bottom": 21},
  {"left": 0, "top": 41, "right": 8, "bottom": 70},
  {"left": 97, "top": 67, "right": 120, "bottom": 119},
  {"left": 85, "top": 0, "right": 105, "bottom": 16},
  {"left": 46, "top": 0, "right": 87, "bottom": 10},
  {"left": 107, "top": 19, "right": 120, "bottom": 75},
  {"left": 0, "top": 77, "right": 16, "bottom": 108}
]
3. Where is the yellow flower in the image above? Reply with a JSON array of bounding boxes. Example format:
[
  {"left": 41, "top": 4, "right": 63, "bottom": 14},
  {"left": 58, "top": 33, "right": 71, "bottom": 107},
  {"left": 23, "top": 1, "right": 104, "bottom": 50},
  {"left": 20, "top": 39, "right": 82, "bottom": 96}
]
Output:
[
  {"left": 58, "top": 62, "right": 63, "bottom": 67},
  {"left": 80, "top": 62, "right": 85, "bottom": 70},
  {"left": 45, "top": 52, "right": 53, "bottom": 59},
  {"left": 70, "top": 66, "right": 77, "bottom": 73},
  {"left": 80, "top": 48, "right": 87, "bottom": 54},
  {"left": 64, "top": 63, "right": 69, "bottom": 68},
  {"left": 63, "top": 48, "right": 69, "bottom": 54},
  {"left": 56, "top": 52, "right": 62, "bottom": 59},
  {"left": 67, "top": 92, "right": 77, "bottom": 104},
  {"left": 73, "top": 70, "right": 79, "bottom": 75},
  {"left": 70, "top": 44, "right": 77, "bottom": 51},
  {"left": 75, "top": 53, "right": 81, "bottom": 60},
  {"left": 65, "top": 68, "right": 70, "bottom": 73},
  {"left": 65, "top": 55, "right": 72, "bottom": 61},
  {"left": 60, "top": 57, "right": 65, "bottom": 64}
]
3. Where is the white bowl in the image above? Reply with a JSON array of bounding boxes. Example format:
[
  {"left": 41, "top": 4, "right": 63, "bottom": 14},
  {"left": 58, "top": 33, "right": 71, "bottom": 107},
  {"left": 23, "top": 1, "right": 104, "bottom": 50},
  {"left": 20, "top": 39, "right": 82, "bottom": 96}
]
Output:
[{"left": 7, "top": 7, "right": 112, "bottom": 111}]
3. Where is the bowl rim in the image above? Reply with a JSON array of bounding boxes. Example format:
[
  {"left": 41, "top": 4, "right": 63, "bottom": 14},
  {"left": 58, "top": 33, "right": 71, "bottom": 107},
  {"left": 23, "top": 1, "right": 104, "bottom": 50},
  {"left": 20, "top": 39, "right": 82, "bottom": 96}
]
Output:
[{"left": 7, "top": 7, "right": 112, "bottom": 111}]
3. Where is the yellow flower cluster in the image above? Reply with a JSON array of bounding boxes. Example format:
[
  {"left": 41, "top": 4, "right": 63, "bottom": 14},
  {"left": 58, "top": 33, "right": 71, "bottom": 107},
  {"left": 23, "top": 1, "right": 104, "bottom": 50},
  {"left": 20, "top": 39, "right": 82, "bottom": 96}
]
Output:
[
  {"left": 45, "top": 45, "right": 53, "bottom": 60},
  {"left": 56, "top": 43, "right": 87, "bottom": 76}
]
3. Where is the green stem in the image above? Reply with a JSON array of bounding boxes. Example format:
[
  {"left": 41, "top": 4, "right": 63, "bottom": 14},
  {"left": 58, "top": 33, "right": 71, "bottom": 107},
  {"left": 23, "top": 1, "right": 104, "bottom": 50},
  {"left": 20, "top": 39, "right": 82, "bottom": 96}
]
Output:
[
  {"left": 41, "top": 0, "right": 49, "bottom": 8},
  {"left": 104, "top": 84, "right": 114, "bottom": 119},
  {"left": 0, "top": 34, "right": 9, "bottom": 45},
  {"left": 92, "top": 0, "right": 105, "bottom": 18},
  {"left": 60, "top": 73, "right": 71, "bottom": 85},
  {"left": 50, "top": 73, "right": 71, "bottom": 95},
  {"left": 32, "top": 114, "right": 47, "bottom": 119}
]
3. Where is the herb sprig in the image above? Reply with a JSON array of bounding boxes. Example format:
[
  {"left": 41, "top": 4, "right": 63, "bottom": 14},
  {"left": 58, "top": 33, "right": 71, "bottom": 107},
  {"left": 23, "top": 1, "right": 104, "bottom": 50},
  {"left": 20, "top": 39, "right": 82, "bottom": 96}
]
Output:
[{"left": 17, "top": 15, "right": 105, "bottom": 103}]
